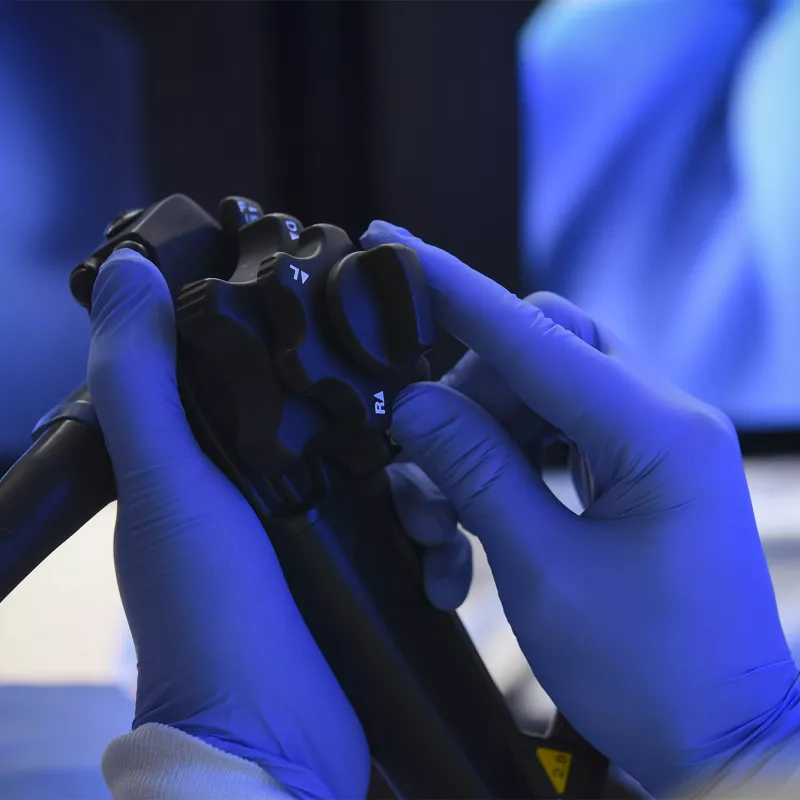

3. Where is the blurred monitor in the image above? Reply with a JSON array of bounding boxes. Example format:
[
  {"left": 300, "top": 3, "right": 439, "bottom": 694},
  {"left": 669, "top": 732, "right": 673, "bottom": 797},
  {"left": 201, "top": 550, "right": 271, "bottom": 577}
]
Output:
[
  {"left": 510, "top": 6, "right": 800, "bottom": 789},
  {"left": 518, "top": 1, "right": 799, "bottom": 439}
]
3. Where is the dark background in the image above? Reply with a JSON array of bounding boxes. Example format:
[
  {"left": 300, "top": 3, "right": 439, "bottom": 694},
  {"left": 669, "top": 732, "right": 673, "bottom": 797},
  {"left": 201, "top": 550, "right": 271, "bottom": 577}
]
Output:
[
  {"left": 1, "top": 0, "right": 793, "bottom": 475},
  {"left": 115, "top": 0, "right": 795, "bottom": 454},
  {"left": 107, "top": 0, "right": 538, "bottom": 378}
]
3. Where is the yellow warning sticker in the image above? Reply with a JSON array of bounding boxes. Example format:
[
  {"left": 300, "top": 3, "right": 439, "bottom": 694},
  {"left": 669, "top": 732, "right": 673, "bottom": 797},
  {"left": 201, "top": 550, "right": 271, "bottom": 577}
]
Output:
[{"left": 536, "top": 747, "right": 573, "bottom": 796}]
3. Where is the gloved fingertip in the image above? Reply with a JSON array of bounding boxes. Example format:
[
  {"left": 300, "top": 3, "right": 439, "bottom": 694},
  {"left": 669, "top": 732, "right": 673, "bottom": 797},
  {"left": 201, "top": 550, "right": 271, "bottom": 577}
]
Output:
[
  {"left": 88, "top": 250, "right": 193, "bottom": 472},
  {"left": 385, "top": 461, "right": 418, "bottom": 508},
  {"left": 95, "top": 247, "right": 158, "bottom": 285},
  {"left": 91, "top": 248, "right": 166, "bottom": 324},
  {"left": 387, "top": 463, "right": 460, "bottom": 547},
  {"left": 424, "top": 537, "right": 473, "bottom": 611},
  {"left": 360, "top": 220, "right": 415, "bottom": 248}
]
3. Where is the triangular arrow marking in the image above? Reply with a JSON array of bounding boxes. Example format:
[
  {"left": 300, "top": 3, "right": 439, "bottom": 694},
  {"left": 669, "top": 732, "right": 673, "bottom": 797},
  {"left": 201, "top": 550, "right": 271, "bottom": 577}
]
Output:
[
  {"left": 536, "top": 748, "right": 572, "bottom": 796},
  {"left": 374, "top": 391, "right": 385, "bottom": 401},
  {"left": 301, "top": 271, "right": 309, "bottom": 284}
]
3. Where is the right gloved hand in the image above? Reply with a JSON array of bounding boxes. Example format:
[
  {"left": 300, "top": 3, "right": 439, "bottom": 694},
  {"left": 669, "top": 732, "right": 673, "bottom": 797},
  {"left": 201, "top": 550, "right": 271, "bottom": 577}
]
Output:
[{"left": 363, "top": 221, "right": 800, "bottom": 797}]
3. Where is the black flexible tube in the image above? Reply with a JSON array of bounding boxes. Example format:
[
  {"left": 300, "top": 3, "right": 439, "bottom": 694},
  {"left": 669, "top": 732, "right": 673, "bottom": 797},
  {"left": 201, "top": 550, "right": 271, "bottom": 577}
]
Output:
[{"left": 0, "top": 409, "right": 115, "bottom": 602}]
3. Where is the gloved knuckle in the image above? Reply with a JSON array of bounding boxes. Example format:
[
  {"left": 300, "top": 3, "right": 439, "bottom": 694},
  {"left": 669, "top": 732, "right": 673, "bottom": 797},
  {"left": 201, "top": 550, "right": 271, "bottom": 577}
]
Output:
[
  {"left": 676, "top": 405, "right": 740, "bottom": 457},
  {"left": 523, "top": 290, "right": 602, "bottom": 349},
  {"left": 456, "top": 437, "right": 515, "bottom": 515},
  {"left": 497, "top": 303, "right": 552, "bottom": 372},
  {"left": 523, "top": 289, "right": 563, "bottom": 309}
]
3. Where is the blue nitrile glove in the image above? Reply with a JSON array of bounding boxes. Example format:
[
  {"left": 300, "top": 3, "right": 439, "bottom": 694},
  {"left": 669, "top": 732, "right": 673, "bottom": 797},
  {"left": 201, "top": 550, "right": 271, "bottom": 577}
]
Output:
[
  {"left": 88, "top": 249, "right": 370, "bottom": 800},
  {"left": 362, "top": 221, "right": 800, "bottom": 798}
]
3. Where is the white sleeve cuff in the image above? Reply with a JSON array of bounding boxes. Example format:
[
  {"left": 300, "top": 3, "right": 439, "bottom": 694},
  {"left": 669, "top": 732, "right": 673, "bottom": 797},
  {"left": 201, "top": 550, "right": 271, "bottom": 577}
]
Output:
[{"left": 102, "top": 722, "right": 297, "bottom": 800}]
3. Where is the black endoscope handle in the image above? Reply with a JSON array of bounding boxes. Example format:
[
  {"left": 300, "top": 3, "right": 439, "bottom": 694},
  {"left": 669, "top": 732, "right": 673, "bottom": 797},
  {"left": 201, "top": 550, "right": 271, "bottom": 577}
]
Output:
[{"left": 0, "top": 194, "right": 610, "bottom": 798}]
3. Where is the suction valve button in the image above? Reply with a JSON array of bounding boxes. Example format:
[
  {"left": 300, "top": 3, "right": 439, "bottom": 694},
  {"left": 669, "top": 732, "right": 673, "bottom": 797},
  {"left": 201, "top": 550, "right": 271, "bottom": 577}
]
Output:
[{"left": 104, "top": 209, "right": 144, "bottom": 240}]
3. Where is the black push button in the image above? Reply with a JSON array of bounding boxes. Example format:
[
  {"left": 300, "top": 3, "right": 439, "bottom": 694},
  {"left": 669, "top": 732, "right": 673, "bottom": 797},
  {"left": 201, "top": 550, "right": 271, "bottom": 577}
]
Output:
[
  {"left": 71, "top": 240, "right": 153, "bottom": 313},
  {"left": 104, "top": 208, "right": 144, "bottom": 240},
  {"left": 113, "top": 239, "right": 151, "bottom": 260},
  {"left": 219, "top": 196, "right": 264, "bottom": 236},
  {"left": 70, "top": 257, "right": 102, "bottom": 312},
  {"left": 326, "top": 244, "right": 435, "bottom": 378}
]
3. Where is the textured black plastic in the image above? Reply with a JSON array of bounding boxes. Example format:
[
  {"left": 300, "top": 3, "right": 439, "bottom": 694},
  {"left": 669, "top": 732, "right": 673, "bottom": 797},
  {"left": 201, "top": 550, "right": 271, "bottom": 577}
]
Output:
[{"left": 72, "top": 194, "right": 226, "bottom": 311}]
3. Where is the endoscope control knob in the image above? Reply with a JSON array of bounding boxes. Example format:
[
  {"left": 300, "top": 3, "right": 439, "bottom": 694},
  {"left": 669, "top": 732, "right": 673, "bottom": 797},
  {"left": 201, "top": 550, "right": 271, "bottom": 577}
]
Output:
[
  {"left": 326, "top": 243, "right": 435, "bottom": 378},
  {"left": 218, "top": 196, "right": 265, "bottom": 236}
]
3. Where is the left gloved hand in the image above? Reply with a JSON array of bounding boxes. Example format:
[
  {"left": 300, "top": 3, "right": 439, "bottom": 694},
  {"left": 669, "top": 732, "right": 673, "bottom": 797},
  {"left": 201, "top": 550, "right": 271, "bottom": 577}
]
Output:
[{"left": 88, "top": 249, "right": 370, "bottom": 800}]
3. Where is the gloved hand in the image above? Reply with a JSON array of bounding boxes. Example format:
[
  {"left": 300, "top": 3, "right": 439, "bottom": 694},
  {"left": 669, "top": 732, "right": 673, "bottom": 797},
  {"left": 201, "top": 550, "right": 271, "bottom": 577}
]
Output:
[
  {"left": 88, "top": 249, "right": 370, "bottom": 800},
  {"left": 362, "top": 221, "right": 800, "bottom": 797}
]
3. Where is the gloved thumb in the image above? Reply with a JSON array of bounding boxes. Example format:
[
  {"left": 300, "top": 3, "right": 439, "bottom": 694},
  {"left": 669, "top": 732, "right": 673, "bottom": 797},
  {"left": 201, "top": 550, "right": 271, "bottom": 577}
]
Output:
[
  {"left": 88, "top": 249, "right": 200, "bottom": 476},
  {"left": 392, "top": 382, "right": 576, "bottom": 571}
]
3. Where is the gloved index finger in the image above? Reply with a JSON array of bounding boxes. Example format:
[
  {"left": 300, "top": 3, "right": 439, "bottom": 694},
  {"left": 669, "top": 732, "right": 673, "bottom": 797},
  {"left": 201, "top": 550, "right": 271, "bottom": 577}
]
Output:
[{"left": 361, "top": 221, "right": 658, "bottom": 452}]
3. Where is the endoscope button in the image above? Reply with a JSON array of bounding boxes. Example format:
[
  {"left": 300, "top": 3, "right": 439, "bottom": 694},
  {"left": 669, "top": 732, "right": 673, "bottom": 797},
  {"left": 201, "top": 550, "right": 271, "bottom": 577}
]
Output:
[
  {"left": 104, "top": 208, "right": 144, "bottom": 240},
  {"left": 219, "top": 196, "right": 264, "bottom": 236}
]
